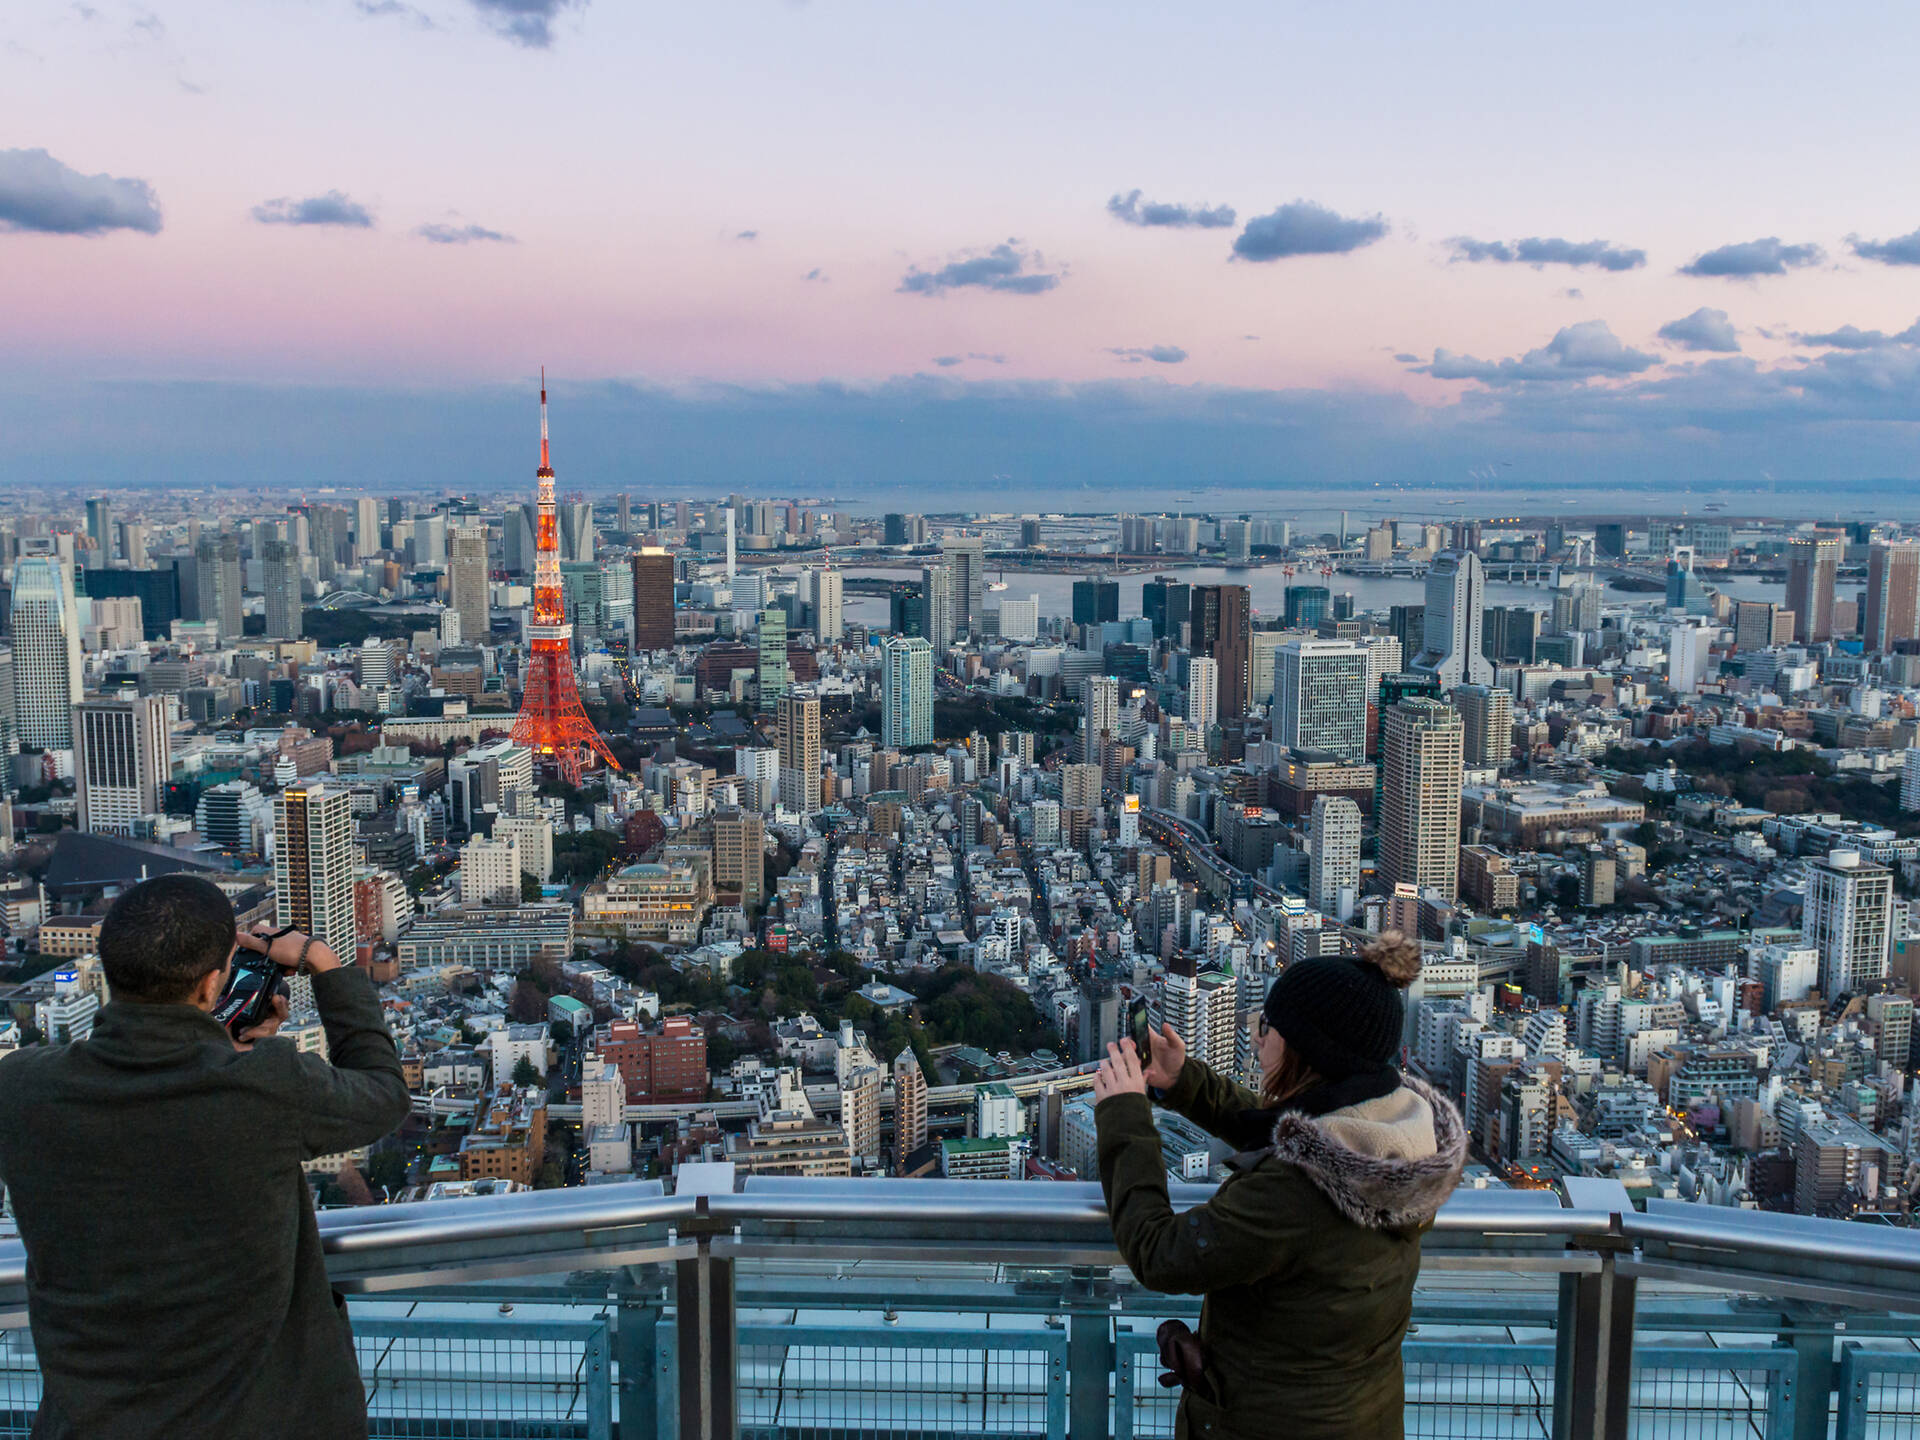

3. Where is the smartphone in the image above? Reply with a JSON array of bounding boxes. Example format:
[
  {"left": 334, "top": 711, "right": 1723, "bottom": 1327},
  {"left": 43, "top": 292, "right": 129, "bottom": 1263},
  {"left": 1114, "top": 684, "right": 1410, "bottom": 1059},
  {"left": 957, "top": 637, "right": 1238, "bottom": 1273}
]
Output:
[
  {"left": 212, "top": 956, "right": 286, "bottom": 1040},
  {"left": 1127, "top": 997, "right": 1153, "bottom": 1064}
]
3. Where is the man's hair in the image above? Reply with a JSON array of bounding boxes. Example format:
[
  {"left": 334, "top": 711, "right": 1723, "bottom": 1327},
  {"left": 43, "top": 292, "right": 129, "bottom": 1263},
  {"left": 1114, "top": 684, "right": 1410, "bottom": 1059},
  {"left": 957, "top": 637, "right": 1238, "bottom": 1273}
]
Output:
[{"left": 99, "top": 875, "right": 236, "bottom": 1003}]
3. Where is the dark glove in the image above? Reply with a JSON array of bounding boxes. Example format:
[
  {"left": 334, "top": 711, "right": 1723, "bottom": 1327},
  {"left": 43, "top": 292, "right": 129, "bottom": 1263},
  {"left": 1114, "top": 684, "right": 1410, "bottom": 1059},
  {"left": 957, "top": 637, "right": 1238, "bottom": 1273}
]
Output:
[{"left": 1156, "top": 1319, "right": 1218, "bottom": 1404}]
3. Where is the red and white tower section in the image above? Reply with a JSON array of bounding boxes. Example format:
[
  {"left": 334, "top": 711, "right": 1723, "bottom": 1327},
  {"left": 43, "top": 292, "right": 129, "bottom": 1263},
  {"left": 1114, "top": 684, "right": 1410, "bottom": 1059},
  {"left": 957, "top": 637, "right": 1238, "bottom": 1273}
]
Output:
[{"left": 510, "top": 372, "right": 620, "bottom": 787}]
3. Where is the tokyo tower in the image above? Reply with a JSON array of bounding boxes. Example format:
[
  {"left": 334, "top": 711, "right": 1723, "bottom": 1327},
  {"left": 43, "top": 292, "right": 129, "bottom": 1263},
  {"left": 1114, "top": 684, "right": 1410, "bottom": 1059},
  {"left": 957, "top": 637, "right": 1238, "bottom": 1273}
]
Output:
[{"left": 510, "top": 370, "right": 620, "bottom": 787}]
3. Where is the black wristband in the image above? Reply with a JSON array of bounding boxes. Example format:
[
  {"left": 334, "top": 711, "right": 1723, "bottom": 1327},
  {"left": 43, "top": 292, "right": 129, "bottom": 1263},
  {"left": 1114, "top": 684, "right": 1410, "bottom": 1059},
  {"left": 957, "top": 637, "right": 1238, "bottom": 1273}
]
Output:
[{"left": 296, "top": 937, "right": 316, "bottom": 975}]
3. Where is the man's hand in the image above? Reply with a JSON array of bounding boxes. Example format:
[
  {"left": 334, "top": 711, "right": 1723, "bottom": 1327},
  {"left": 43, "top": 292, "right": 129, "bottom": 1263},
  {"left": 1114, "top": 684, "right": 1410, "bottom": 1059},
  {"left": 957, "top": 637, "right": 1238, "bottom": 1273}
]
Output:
[
  {"left": 1093, "top": 1039, "right": 1149, "bottom": 1103},
  {"left": 234, "top": 925, "right": 342, "bottom": 974},
  {"left": 233, "top": 993, "right": 289, "bottom": 1052},
  {"left": 1141, "top": 1023, "right": 1185, "bottom": 1092}
]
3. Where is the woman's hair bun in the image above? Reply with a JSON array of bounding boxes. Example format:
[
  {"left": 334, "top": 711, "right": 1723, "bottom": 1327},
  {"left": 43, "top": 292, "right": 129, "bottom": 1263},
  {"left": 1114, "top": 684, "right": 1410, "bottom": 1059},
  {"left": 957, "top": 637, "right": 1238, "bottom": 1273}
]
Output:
[{"left": 1361, "top": 931, "right": 1422, "bottom": 989}]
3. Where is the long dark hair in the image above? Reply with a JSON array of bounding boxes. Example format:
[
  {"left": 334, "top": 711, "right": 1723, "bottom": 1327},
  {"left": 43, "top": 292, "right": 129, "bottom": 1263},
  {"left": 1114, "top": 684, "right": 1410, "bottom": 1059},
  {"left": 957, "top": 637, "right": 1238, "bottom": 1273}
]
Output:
[{"left": 1259, "top": 1040, "right": 1321, "bottom": 1108}]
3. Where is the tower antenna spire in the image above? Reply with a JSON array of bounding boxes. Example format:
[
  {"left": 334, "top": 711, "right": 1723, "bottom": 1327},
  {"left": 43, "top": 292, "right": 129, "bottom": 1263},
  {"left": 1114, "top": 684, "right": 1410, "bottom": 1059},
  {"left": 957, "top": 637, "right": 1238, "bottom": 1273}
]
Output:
[{"left": 539, "top": 365, "right": 550, "bottom": 473}]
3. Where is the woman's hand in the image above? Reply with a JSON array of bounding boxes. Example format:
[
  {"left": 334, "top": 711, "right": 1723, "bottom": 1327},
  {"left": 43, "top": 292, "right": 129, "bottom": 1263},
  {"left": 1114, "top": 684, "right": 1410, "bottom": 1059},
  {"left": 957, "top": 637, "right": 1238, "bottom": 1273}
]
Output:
[
  {"left": 1093, "top": 1039, "right": 1149, "bottom": 1103},
  {"left": 1141, "top": 1023, "right": 1185, "bottom": 1091}
]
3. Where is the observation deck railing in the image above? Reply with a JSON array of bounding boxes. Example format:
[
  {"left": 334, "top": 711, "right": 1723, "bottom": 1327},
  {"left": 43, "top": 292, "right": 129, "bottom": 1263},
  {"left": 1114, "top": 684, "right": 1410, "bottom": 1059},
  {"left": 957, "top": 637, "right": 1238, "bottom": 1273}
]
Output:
[{"left": 2, "top": 1170, "right": 1919, "bottom": 1438}]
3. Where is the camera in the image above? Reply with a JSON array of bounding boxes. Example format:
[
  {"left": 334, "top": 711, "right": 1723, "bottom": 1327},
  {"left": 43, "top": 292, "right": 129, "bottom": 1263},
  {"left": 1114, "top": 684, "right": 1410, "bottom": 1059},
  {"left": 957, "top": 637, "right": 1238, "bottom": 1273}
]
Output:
[{"left": 212, "top": 954, "right": 287, "bottom": 1040}]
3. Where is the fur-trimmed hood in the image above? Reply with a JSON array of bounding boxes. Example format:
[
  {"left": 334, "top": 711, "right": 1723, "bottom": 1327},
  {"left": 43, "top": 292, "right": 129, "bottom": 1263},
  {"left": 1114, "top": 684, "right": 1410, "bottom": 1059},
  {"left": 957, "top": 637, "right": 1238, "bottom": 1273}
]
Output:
[{"left": 1268, "top": 1074, "right": 1466, "bottom": 1230}]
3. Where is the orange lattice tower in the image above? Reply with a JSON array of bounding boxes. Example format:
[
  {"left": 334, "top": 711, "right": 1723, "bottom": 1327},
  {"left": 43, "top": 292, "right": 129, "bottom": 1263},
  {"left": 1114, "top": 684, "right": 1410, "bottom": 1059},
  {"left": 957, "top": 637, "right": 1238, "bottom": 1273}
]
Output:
[{"left": 510, "top": 370, "right": 620, "bottom": 787}]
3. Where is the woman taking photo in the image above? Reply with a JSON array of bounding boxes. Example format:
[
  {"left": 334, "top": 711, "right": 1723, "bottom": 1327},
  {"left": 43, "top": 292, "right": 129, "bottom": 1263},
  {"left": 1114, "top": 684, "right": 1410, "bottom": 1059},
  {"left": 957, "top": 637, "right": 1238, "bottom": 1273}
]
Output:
[{"left": 1092, "top": 933, "right": 1466, "bottom": 1440}]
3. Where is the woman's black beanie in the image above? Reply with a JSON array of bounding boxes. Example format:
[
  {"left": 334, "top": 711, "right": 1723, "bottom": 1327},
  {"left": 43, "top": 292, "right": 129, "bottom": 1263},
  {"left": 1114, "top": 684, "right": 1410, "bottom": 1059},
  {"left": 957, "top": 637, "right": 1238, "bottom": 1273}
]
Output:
[{"left": 1262, "top": 931, "right": 1423, "bottom": 1080}]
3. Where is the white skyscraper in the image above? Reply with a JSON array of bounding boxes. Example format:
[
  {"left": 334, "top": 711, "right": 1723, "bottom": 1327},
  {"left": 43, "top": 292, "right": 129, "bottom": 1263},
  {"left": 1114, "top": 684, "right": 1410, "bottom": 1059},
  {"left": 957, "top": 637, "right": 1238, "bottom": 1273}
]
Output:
[
  {"left": 813, "top": 568, "right": 843, "bottom": 643},
  {"left": 1162, "top": 959, "right": 1237, "bottom": 1074},
  {"left": 262, "top": 538, "right": 303, "bottom": 640},
  {"left": 74, "top": 696, "right": 170, "bottom": 835},
  {"left": 459, "top": 834, "right": 522, "bottom": 907},
  {"left": 1667, "top": 622, "right": 1712, "bottom": 693},
  {"left": 1803, "top": 850, "right": 1893, "bottom": 997},
  {"left": 881, "top": 635, "right": 935, "bottom": 749},
  {"left": 1186, "top": 656, "right": 1218, "bottom": 735},
  {"left": 736, "top": 746, "right": 780, "bottom": 813},
  {"left": 1307, "top": 795, "right": 1362, "bottom": 921},
  {"left": 1272, "top": 639, "right": 1370, "bottom": 763},
  {"left": 1411, "top": 550, "right": 1494, "bottom": 689},
  {"left": 997, "top": 594, "right": 1040, "bottom": 642},
  {"left": 1902, "top": 747, "right": 1920, "bottom": 814},
  {"left": 1082, "top": 675, "right": 1120, "bottom": 755},
  {"left": 10, "top": 557, "right": 83, "bottom": 749}
]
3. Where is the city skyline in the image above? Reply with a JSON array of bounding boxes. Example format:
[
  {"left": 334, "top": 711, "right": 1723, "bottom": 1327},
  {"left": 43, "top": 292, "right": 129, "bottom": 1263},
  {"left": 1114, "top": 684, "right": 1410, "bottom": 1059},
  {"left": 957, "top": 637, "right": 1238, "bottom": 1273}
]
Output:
[{"left": 10, "top": 3, "right": 1920, "bottom": 494}]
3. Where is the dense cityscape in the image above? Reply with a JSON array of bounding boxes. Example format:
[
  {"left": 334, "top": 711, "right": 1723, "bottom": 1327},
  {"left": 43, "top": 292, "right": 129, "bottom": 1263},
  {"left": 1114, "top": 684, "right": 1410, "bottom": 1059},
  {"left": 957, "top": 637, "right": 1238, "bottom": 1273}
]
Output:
[{"left": 1, "top": 396, "right": 1916, "bottom": 1226}]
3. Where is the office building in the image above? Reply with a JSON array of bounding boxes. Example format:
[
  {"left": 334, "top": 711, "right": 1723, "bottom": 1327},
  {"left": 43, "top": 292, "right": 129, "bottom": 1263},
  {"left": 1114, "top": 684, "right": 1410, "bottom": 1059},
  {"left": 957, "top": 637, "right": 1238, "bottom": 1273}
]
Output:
[
  {"left": 1734, "top": 601, "right": 1794, "bottom": 652},
  {"left": 193, "top": 533, "right": 242, "bottom": 641},
  {"left": 1379, "top": 697, "right": 1464, "bottom": 901},
  {"left": 713, "top": 808, "right": 766, "bottom": 911},
  {"left": 73, "top": 696, "right": 169, "bottom": 834},
  {"left": 1071, "top": 577, "right": 1119, "bottom": 627},
  {"left": 1191, "top": 583, "right": 1252, "bottom": 718},
  {"left": 261, "top": 538, "right": 302, "bottom": 640},
  {"left": 997, "top": 594, "right": 1039, "bottom": 642},
  {"left": 1594, "top": 523, "right": 1627, "bottom": 558},
  {"left": 1272, "top": 639, "right": 1369, "bottom": 764},
  {"left": 942, "top": 536, "right": 985, "bottom": 637},
  {"left": 85, "top": 498, "right": 114, "bottom": 560},
  {"left": 1803, "top": 851, "right": 1893, "bottom": 998},
  {"left": 1185, "top": 656, "right": 1218, "bottom": 736},
  {"left": 1864, "top": 541, "right": 1920, "bottom": 652},
  {"left": 275, "top": 784, "right": 356, "bottom": 955},
  {"left": 1411, "top": 551, "right": 1494, "bottom": 689},
  {"left": 1307, "top": 795, "right": 1362, "bottom": 921},
  {"left": 813, "top": 567, "right": 843, "bottom": 643},
  {"left": 1786, "top": 534, "right": 1842, "bottom": 642},
  {"left": 922, "top": 565, "right": 954, "bottom": 650},
  {"left": 1142, "top": 577, "right": 1191, "bottom": 644},
  {"left": 630, "top": 547, "right": 676, "bottom": 650},
  {"left": 557, "top": 500, "right": 593, "bottom": 562},
  {"left": 448, "top": 523, "right": 490, "bottom": 646},
  {"left": 778, "top": 688, "right": 822, "bottom": 813},
  {"left": 893, "top": 1048, "right": 928, "bottom": 1171},
  {"left": 757, "top": 606, "right": 788, "bottom": 711},
  {"left": 1454, "top": 684, "right": 1513, "bottom": 770},
  {"left": 83, "top": 567, "right": 180, "bottom": 641},
  {"left": 1283, "top": 585, "right": 1330, "bottom": 629},
  {"left": 459, "top": 834, "right": 523, "bottom": 907},
  {"left": 10, "top": 558, "right": 83, "bottom": 750},
  {"left": 881, "top": 635, "right": 935, "bottom": 750}
]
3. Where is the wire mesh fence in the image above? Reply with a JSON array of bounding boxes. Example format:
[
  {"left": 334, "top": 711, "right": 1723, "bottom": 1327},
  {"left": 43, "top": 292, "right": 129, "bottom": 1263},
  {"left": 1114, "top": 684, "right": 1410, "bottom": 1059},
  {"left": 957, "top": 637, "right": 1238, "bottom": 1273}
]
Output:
[
  {"left": 1838, "top": 1345, "right": 1920, "bottom": 1440},
  {"left": 1630, "top": 1346, "right": 1796, "bottom": 1440},
  {"left": 355, "top": 1318, "right": 611, "bottom": 1440}
]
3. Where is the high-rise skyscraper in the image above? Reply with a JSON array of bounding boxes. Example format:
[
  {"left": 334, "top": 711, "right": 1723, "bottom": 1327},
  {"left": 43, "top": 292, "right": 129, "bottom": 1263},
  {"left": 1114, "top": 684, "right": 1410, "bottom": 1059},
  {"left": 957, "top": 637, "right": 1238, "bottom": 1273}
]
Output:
[
  {"left": 353, "top": 497, "right": 382, "bottom": 559},
  {"left": 777, "top": 688, "right": 822, "bottom": 814},
  {"left": 1142, "top": 576, "right": 1191, "bottom": 644},
  {"left": 1733, "top": 600, "right": 1793, "bottom": 652},
  {"left": 10, "top": 558, "right": 83, "bottom": 750},
  {"left": 921, "top": 565, "right": 954, "bottom": 650},
  {"left": 449, "top": 523, "right": 490, "bottom": 646},
  {"left": 261, "top": 538, "right": 302, "bottom": 640},
  {"left": 1786, "top": 534, "right": 1842, "bottom": 643},
  {"left": 1082, "top": 675, "right": 1120, "bottom": 753},
  {"left": 1307, "top": 795, "right": 1362, "bottom": 921},
  {"left": 1803, "top": 850, "right": 1893, "bottom": 998},
  {"left": 1185, "top": 656, "right": 1218, "bottom": 735},
  {"left": 630, "top": 546, "right": 675, "bottom": 650},
  {"left": 1191, "top": 583, "right": 1251, "bottom": 718},
  {"left": 942, "top": 536, "right": 985, "bottom": 637},
  {"left": 557, "top": 500, "right": 594, "bottom": 562},
  {"left": 1411, "top": 551, "right": 1494, "bottom": 689},
  {"left": 813, "top": 567, "right": 843, "bottom": 643},
  {"left": 85, "top": 498, "right": 114, "bottom": 561},
  {"left": 1453, "top": 684, "right": 1513, "bottom": 770},
  {"left": 193, "top": 533, "right": 242, "bottom": 641},
  {"left": 1272, "top": 639, "right": 1369, "bottom": 764},
  {"left": 1864, "top": 541, "right": 1920, "bottom": 652},
  {"left": 1161, "top": 954, "right": 1237, "bottom": 1075},
  {"left": 892, "top": 1047, "right": 929, "bottom": 1171},
  {"left": 1071, "top": 576, "right": 1119, "bottom": 626},
  {"left": 1283, "top": 585, "right": 1330, "bottom": 630},
  {"left": 1380, "top": 696, "right": 1464, "bottom": 901},
  {"left": 758, "top": 606, "right": 789, "bottom": 711},
  {"left": 74, "top": 696, "right": 169, "bottom": 834},
  {"left": 274, "top": 783, "right": 356, "bottom": 955},
  {"left": 881, "top": 635, "right": 935, "bottom": 749},
  {"left": 0, "top": 646, "right": 17, "bottom": 772}
]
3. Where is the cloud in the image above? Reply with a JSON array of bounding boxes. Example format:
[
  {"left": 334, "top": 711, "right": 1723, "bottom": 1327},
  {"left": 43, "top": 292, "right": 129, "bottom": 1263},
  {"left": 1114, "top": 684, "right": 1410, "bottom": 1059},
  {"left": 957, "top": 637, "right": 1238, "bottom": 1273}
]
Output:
[
  {"left": 253, "top": 191, "right": 374, "bottom": 228},
  {"left": 354, "top": 0, "right": 437, "bottom": 25},
  {"left": 415, "top": 221, "right": 514, "bottom": 244},
  {"left": 1109, "top": 345, "right": 1188, "bottom": 364},
  {"left": 468, "top": 0, "right": 583, "bottom": 47},
  {"left": 1420, "top": 320, "right": 1659, "bottom": 384},
  {"left": 1392, "top": 352, "right": 1420, "bottom": 363},
  {"left": 1848, "top": 228, "right": 1920, "bottom": 267},
  {"left": 899, "top": 241, "right": 1062, "bottom": 296},
  {"left": 1106, "top": 190, "right": 1236, "bottom": 229},
  {"left": 1679, "top": 237, "right": 1824, "bottom": 278},
  {"left": 932, "top": 352, "right": 1008, "bottom": 368},
  {"left": 0, "top": 148, "right": 161, "bottom": 235},
  {"left": 1231, "top": 201, "right": 1387, "bottom": 261},
  {"left": 1658, "top": 307, "right": 1740, "bottom": 353},
  {"left": 1446, "top": 236, "right": 1645, "bottom": 272},
  {"left": 736, "top": 229, "right": 758, "bottom": 241},
  {"left": 802, "top": 267, "right": 827, "bottom": 282},
  {"left": 1795, "top": 320, "right": 1920, "bottom": 349},
  {"left": 933, "top": 356, "right": 963, "bottom": 367}
]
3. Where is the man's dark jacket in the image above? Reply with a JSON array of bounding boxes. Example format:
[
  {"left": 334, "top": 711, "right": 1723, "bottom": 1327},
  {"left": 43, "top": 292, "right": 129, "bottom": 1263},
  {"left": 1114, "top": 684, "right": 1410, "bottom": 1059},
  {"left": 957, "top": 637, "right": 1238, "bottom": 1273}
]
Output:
[{"left": 0, "top": 966, "right": 412, "bottom": 1439}]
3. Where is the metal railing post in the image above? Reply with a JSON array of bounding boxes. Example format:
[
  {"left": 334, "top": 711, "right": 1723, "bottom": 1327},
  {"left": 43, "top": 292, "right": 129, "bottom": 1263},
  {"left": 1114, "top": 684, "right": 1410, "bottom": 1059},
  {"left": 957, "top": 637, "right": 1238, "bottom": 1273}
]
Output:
[
  {"left": 613, "top": 1276, "right": 661, "bottom": 1440},
  {"left": 1064, "top": 1267, "right": 1115, "bottom": 1440},
  {"left": 1783, "top": 1306, "right": 1839, "bottom": 1440},
  {"left": 1554, "top": 1179, "right": 1636, "bottom": 1440},
  {"left": 675, "top": 1196, "right": 737, "bottom": 1440}
]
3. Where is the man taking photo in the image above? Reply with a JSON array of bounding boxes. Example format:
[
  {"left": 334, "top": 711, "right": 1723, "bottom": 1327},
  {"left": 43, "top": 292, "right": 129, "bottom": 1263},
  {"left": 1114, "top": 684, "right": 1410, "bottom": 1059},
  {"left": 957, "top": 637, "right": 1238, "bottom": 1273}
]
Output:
[{"left": 0, "top": 873, "right": 412, "bottom": 1438}]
